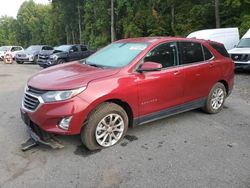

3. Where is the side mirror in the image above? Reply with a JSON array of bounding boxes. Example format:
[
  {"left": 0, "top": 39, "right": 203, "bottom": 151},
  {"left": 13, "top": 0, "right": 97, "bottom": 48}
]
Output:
[
  {"left": 137, "top": 62, "right": 162, "bottom": 72},
  {"left": 69, "top": 49, "right": 74, "bottom": 53}
]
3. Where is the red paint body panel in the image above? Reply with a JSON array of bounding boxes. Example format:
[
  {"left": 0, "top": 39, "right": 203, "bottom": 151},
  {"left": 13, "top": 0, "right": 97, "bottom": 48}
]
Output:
[{"left": 21, "top": 37, "right": 234, "bottom": 135}]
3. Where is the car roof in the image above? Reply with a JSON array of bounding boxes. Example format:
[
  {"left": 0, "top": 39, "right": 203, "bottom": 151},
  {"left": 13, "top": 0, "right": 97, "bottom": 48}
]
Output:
[
  {"left": 57, "top": 45, "right": 74, "bottom": 47},
  {"left": 115, "top": 36, "right": 217, "bottom": 45}
]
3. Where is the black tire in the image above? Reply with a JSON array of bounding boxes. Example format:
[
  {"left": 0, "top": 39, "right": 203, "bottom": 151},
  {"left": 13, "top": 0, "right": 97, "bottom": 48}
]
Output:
[
  {"left": 81, "top": 102, "right": 128, "bottom": 150},
  {"left": 16, "top": 61, "right": 23, "bottom": 64},
  {"left": 203, "top": 82, "right": 226, "bottom": 114},
  {"left": 56, "top": 59, "right": 65, "bottom": 64}
]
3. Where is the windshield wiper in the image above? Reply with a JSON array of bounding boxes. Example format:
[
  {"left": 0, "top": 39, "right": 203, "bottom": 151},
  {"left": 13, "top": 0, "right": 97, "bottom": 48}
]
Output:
[
  {"left": 86, "top": 62, "right": 104, "bottom": 68},
  {"left": 88, "top": 64, "right": 102, "bottom": 67}
]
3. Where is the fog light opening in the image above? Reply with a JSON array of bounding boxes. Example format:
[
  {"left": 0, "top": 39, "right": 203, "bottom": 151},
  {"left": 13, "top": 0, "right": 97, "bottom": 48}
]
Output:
[{"left": 59, "top": 116, "right": 72, "bottom": 130}]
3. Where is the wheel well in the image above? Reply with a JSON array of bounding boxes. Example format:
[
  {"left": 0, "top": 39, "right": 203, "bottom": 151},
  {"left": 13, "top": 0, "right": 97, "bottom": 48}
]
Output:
[
  {"left": 218, "top": 80, "right": 229, "bottom": 95},
  {"left": 106, "top": 99, "right": 134, "bottom": 128}
]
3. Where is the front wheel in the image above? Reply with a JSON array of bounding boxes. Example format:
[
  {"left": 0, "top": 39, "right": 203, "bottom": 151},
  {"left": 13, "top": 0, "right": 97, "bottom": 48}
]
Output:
[
  {"left": 16, "top": 61, "right": 23, "bottom": 64},
  {"left": 33, "top": 55, "right": 38, "bottom": 64},
  {"left": 81, "top": 102, "right": 128, "bottom": 150},
  {"left": 56, "top": 59, "right": 65, "bottom": 64},
  {"left": 203, "top": 82, "right": 226, "bottom": 114}
]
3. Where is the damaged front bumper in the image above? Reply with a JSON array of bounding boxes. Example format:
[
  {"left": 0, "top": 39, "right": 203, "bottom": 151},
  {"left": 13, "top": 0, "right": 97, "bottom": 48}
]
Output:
[{"left": 21, "top": 110, "right": 64, "bottom": 151}]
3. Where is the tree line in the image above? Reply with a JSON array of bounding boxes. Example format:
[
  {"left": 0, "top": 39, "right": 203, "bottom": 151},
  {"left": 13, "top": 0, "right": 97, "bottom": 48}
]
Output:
[{"left": 0, "top": 0, "right": 249, "bottom": 48}]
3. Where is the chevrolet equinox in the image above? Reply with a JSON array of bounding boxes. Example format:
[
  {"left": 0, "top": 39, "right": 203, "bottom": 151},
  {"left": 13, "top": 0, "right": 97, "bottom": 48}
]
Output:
[{"left": 21, "top": 37, "right": 234, "bottom": 150}]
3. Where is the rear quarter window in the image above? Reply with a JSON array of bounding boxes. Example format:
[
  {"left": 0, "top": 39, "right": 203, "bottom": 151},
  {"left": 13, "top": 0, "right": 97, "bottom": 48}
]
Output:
[{"left": 209, "top": 43, "right": 229, "bottom": 58}]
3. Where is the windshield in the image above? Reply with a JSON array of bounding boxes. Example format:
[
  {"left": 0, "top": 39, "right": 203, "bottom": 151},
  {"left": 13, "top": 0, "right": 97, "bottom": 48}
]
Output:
[
  {"left": 0, "top": 46, "right": 11, "bottom": 51},
  {"left": 84, "top": 42, "right": 148, "bottom": 68},
  {"left": 26, "top": 46, "right": 42, "bottom": 51},
  {"left": 54, "top": 45, "right": 71, "bottom": 52},
  {"left": 237, "top": 38, "right": 250, "bottom": 48}
]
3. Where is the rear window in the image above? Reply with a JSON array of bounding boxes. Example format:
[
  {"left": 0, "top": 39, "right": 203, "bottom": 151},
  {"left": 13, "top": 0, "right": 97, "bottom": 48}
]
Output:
[{"left": 209, "top": 43, "right": 229, "bottom": 57}]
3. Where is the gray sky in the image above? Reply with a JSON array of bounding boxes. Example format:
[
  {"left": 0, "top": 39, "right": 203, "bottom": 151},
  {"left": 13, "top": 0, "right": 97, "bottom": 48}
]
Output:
[{"left": 0, "top": 0, "right": 49, "bottom": 18}]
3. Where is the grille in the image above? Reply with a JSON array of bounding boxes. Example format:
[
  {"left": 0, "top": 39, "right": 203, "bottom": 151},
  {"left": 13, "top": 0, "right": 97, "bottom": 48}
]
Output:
[
  {"left": 23, "top": 93, "right": 40, "bottom": 111},
  {"left": 231, "top": 54, "right": 250, "bottom": 62},
  {"left": 23, "top": 86, "right": 47, "bottom": 111},
  {"left": 39, "top": 55, "right": 49, "bottom": 60},
  {"left": 18, "top": 54, "right": 26, "bottom": 57}
]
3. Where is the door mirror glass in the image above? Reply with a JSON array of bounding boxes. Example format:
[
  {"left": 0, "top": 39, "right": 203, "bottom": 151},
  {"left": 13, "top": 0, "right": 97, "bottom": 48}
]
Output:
[{"left": 137, "top": 62, "right": 162, "bottom": 72}]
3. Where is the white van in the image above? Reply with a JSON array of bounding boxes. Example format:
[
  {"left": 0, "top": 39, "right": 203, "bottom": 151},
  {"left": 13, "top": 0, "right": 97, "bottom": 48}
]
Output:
[
  {"left": 187, "top": 28, "right": 239, "bottom": 50},
  {"left": 228, "top": 29, "right": 250, "bottom": 70}
]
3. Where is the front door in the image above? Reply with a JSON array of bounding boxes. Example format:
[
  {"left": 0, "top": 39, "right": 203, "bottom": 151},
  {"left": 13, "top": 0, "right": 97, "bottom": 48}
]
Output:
[
  {"left": 68, "top": 45, "right": 80, "bottom": 61},
  {"left": 136, "top": 42, "right": 185, "bottom": 118}
]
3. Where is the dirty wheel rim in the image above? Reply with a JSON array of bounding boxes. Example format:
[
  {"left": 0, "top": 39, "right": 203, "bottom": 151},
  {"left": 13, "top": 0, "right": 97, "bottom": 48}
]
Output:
[
  {"left": 95, "top": 113, "right": 124, "bottom": 147},
  {"left": 211, "top": 88, "right": 224, "bottom": 110}
]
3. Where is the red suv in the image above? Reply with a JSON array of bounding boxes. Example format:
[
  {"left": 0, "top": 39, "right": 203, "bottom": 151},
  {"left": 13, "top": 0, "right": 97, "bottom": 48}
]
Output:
[{"left": 21, "top": 37, "right": 234, "bottom": 150}]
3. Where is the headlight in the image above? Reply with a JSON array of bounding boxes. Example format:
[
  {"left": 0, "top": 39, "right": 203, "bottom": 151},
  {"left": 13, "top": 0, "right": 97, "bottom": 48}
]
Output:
[
  {"left": 50, "top": 54, "right": 58, "bottom": 60},
  {"left": 41, "top": 87, "right": 86, "bottom": 102}
]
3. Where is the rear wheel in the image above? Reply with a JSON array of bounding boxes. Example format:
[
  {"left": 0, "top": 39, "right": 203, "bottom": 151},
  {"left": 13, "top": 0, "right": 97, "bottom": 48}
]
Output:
[
  {"left": 81, "top": 102, "right": 128, "bottom": 150},
  {"left": 203, "top": 82, "right": 226, "bottom": 114}
]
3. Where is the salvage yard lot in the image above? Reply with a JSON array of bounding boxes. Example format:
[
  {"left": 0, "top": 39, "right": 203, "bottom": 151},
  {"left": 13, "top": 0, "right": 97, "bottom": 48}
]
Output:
[{"left": 0, "top": 62, "right": 249, "bottom": 188}]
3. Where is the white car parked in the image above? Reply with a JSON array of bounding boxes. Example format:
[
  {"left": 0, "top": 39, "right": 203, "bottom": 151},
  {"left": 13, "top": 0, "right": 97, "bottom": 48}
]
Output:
[
  {"left": 228, "top": 29, "right": 250, "bottom": 70},
  {"left": 187, "top": 28, "right": 240, "bottom": 51},
  {"left": 0, "top": 46, "right": 24, "bottom": 60}
]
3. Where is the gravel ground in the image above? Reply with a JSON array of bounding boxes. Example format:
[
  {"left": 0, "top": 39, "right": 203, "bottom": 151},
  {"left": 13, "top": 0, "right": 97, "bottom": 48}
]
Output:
[{"left": 0, "top": 62, "right": 249, "bottom": 188}]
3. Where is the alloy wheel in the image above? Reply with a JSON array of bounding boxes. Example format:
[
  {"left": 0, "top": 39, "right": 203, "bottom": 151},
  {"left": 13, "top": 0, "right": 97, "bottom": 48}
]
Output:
[
  {"left": 95, "top": 113, "right": 124, "bottom": 147},
  {"left": 211, "top": 88, "right": 224, "bottom": 110}
]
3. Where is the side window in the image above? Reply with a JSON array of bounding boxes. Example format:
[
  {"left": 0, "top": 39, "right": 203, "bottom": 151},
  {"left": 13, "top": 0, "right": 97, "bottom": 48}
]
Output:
[
  {"left": 178, "top": 42, "right": 204, "bottom": 65},
  {"left": 202, "top": 45, "right": 213, "bottom": 60},
  {"left": 11, "top": 47, "right": 15, "bottom": 51},
  {"left": 42, "top": 46, "right": 52, "bottom": 50},
  {"left": 81, "top": 45, "right": 88, "bottom": 51},
  {"left": 71, "top": 46, "right": 79, "bottom": 52},
  {"left": 143, "top": 42, "right": 178, "bottom": 68}
]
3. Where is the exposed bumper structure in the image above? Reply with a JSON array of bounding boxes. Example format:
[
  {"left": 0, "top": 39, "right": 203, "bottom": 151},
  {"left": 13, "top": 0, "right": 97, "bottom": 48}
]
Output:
[{"left": 21, "top": 110, "right": 64, "bottom": 151}]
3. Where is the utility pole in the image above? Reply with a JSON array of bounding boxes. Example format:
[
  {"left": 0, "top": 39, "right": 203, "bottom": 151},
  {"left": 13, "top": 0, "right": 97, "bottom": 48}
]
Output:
[
  {"left": 111, "top": 0, "right": 115, "bottom": 42},
  {"left": 215, "top": 0, "right": 220, "bottom": 28},
  {"left": 77, "top": 2, "right": 82, "bottom": 44}
]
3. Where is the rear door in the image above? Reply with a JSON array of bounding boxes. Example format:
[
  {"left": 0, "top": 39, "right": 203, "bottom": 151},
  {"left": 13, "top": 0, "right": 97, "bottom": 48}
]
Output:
[
  {"left": 177, "top": 41, "right": 215, "bottom": 102},
  {"left": 137, "top": 42, "right": 185, "bottom": 117}
]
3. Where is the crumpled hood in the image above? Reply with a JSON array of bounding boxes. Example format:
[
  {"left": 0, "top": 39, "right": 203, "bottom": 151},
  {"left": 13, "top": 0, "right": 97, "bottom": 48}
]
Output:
[
  {"left": 228, "top": 47, "right": 250, "bottom": 54},
  {"left": 28, "top": 62, "right": 120, "bottom": 90}
]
